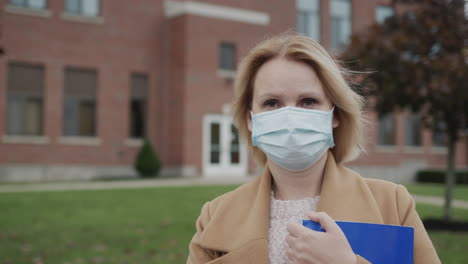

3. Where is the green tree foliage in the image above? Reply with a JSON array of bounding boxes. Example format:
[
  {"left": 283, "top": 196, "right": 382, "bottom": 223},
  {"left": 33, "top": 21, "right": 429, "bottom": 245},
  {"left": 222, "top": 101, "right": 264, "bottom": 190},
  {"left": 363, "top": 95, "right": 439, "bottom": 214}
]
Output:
[
  {"left": 342, "top": 0, "right": 468, "bottom": 221},
  {"left": 134, "top": 138, "right": 161, "bottom": 178}
]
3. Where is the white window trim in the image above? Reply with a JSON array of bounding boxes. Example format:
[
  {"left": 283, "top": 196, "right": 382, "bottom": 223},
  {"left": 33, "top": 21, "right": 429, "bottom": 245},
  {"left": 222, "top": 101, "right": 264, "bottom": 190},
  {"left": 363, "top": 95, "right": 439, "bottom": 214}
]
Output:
[
  {"left": 125, "top": 138, "right": 143, "bottom": 147},
  {"left": 430, "top": 146, "right": 448, "bottom": 154},
  {"left": 217, "top": 69, "right": 236, "bottom": 80},
  {"left": 165, "top": 0, "right": 270, "bottom": 25},
  {"left": 5, "top": 4, "right": 51, "bottom": 18},
  {"left": 61, "top": 12, "right": 104, "bottom": 24},
  {"left": 2, "top": 135, "right": 50, "bottom": 144},
  {"left": 59, "top": 136, "right": 102, "bottom": 145},
  {"left": 403, "top": 109, "right": 423, "bottom": 149},
  {"left": 403, "top": 145, "right": 425, "bottom": 154}
]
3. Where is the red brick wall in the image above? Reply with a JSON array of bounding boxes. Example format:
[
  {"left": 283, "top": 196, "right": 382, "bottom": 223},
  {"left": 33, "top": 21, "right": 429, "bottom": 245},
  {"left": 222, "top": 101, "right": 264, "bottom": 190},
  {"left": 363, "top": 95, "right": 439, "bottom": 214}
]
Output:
[
  {"left": 163, "top": 15, "right": 187, "bottom": 167},
  {"left": 0, "top": 0, "right": 164, "bottom": 165}
]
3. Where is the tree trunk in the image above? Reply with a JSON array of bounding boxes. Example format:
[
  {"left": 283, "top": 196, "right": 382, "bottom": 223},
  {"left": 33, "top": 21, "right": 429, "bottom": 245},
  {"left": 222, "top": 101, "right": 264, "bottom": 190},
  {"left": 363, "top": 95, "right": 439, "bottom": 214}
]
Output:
[{"left": 443, "top": 136, "right": 456, "bottom": 222}]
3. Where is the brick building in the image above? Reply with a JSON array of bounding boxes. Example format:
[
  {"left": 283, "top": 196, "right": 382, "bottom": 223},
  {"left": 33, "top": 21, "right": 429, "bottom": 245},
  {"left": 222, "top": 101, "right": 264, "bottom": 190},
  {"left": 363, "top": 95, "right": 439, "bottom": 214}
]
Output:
[{"left": 0, "top": 0, "right": 466, "bottom": 182}]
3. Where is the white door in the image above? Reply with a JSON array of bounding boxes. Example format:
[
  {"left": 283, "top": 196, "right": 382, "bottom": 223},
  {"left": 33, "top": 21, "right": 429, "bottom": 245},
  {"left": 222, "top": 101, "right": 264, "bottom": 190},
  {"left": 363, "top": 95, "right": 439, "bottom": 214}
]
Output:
[{"left": 203, "top": 114, "right": 247, "bottom": 177}]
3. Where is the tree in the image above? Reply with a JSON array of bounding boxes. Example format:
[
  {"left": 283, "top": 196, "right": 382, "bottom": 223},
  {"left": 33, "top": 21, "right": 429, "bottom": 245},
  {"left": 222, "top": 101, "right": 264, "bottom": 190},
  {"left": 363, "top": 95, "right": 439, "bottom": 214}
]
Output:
[
  {"left": 342, "top": 0, "right": 468, "bottom": 221},
  {"left": 134, "top": 138, "right": 161, "bottom": 178}
]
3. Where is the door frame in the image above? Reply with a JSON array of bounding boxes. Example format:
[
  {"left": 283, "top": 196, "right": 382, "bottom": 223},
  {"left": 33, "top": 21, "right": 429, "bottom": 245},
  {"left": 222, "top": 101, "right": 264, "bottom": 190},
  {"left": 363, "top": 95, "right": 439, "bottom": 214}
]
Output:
[{"left": 202, "top": 114, "right": 247, "bottom": 177}]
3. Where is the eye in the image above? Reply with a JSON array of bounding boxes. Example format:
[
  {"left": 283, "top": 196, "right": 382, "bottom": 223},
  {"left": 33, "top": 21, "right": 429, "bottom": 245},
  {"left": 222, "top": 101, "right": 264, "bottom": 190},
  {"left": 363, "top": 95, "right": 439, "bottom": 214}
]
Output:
[
  {"left": 263, "top": 99, "right": 280, "bottom": 109},
  {"left": 300, "top": 98, "right": 319, "bottom": 108}
]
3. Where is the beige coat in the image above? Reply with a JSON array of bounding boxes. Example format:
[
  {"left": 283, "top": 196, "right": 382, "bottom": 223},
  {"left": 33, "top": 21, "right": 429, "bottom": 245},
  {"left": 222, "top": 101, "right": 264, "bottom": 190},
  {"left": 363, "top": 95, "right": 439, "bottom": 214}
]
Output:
[{"left": 187, "top": 153, "right": 441, "bottom": 263}]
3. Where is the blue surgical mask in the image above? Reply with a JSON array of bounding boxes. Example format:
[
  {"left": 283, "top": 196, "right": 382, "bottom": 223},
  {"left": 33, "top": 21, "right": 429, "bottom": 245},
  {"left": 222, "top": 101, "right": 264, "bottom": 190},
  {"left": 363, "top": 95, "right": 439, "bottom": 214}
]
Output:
[{"left": 251, "top": 106, "right": 335, "bottom": 172}]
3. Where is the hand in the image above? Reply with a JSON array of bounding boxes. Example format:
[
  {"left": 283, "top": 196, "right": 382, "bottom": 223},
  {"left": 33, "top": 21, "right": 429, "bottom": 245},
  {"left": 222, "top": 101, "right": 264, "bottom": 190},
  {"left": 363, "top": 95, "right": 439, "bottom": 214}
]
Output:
[{"left": 286, "top": 211, "right": 357, "bottom": 264}]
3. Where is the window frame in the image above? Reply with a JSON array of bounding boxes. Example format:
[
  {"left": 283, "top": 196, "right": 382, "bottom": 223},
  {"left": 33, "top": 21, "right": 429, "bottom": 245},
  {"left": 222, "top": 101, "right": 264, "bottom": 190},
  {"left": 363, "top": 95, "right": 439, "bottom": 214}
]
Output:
[
  {"left": 6, "top": 61, "right": 45, "bottom": 137},
  {"left": 10, "top": 0, "right": 47, "bottom": 9},
  {"left": 65, "top": 0, "right": 100, "bottom": 17},
  {"left": 296, "top": 0, "right": 320, "bottom": 41},
  {"left": 404, "top": 111, "right": 422, "bottom": 147},
  {"left": 330, "top": 0, "right": 352, "bottom": 51},
  {"left": 129, "top": 73, "right": 149, "bottom": 139},
  {"left": 377, "top": 112, "right": 397, "bottom": 146},
  {"left": 63, "top": 66, "right": 98, "bottom": 137},
  {"left": 218, "top": 42, "right": 236, "bottom": 72},
  {"left": 376, "top": 5, "right": 395, "bottom": 24}
]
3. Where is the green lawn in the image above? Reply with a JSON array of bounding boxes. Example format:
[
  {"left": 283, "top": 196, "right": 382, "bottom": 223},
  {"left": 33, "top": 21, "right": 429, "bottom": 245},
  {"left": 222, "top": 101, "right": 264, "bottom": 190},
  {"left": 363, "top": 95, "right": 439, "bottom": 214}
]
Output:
[
  {"left": 0, "top": 185, "right": 236, "bottom": 264},
  {"left": 404, "top": 183, "right": 468, "bottom": 201},
  {"left": 1, "top": 184, "right": 467, "bottom": 263}
]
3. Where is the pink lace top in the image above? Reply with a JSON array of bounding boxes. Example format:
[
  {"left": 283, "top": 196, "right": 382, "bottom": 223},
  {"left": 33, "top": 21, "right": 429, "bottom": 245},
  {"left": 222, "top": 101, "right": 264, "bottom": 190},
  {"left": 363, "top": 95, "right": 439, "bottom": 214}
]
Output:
[{"left": 268, "top": 192, "right": 320, "bottom": 264}]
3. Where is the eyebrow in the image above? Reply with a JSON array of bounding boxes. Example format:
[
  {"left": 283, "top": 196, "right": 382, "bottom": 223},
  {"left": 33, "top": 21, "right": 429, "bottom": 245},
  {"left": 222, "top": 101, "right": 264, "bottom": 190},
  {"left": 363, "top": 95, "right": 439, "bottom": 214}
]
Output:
[
  {"left": 256, "top": 93, "right": 280, "bottom": 100},
  {"left": 256, "top": 91, "right": 324, "bottom": 99}
]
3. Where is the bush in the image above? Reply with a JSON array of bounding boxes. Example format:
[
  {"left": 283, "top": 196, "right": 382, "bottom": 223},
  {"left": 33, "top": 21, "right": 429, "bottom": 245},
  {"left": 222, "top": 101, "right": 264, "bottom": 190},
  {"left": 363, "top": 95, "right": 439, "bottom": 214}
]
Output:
[
  {"left": 134, "top": 138, "right": 161, "bottom": 178},
  {"left": 416, "top": 170, "right": 468, "bottom": 185}
]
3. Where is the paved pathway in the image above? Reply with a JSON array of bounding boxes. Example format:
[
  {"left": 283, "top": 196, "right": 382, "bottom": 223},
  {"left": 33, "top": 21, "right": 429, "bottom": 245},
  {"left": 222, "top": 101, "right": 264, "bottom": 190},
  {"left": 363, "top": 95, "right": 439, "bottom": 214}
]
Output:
[
  {"left": 0, "top": 177, "right": 252, "bottom": 193},
  {"left": 412, "top": 194, "right": 468, "bottom": 209},
  {"left": 1, "top": 178, "right": 468, "bottom": 209}
]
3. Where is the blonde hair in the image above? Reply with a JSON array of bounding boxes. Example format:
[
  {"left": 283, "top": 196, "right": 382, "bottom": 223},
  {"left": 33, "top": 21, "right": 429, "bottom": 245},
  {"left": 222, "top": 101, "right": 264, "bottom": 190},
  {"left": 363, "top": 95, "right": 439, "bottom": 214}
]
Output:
[{"left": 232, "top": 33, "right": 366, "bottom": 165}]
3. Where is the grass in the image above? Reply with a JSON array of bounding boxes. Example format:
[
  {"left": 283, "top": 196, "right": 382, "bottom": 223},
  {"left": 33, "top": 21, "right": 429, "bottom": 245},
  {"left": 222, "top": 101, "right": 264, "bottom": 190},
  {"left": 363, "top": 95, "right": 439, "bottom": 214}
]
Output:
[
  {"left": 416, "top": 204, "right": 468, "bottom": 263},
  {"left": 0, "top": 185, "right": 237, "bottom": 264},
  {"left": 0, "top": 184, "right": 467, "bottom": 263},
  {"left": 404, "top": 183, "right": 468, "bottom": 201}
]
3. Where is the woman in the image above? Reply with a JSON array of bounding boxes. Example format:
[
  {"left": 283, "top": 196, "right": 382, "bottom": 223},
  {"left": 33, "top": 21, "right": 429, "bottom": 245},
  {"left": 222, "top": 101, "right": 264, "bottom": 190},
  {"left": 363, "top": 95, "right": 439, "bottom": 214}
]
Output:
[{"left": 187, "top": 33, "right": 440, "bottom": 264}]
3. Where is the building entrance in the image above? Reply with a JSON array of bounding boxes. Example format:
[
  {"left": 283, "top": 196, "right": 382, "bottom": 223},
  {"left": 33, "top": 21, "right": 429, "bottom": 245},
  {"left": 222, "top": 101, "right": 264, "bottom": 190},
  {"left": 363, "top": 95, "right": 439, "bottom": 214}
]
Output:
[{"left": 202, "top": 114, "right": 247, "bottom": 177}]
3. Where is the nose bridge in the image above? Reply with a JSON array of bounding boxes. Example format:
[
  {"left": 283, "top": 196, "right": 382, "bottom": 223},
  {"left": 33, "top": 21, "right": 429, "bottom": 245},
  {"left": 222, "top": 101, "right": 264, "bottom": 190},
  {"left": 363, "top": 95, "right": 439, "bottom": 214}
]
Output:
[
  {"left": 285, "top": 109, "right": 295, "bottom": 133},
  {"left": 284, "top": 97, "right": 297, "bottom": 108}
]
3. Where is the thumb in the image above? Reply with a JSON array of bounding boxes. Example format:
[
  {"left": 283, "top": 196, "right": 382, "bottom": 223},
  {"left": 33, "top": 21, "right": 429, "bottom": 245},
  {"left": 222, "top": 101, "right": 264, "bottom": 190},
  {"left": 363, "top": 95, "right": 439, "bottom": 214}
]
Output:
[{"left": 307, "top": 211, "right": 342, "bottom": 235}]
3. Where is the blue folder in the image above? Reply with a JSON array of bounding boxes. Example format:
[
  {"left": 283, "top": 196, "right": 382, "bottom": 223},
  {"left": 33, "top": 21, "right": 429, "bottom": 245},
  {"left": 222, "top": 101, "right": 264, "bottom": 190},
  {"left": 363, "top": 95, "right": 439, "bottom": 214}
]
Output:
[{"left": 303, "top": 220, "right": 414, "bottom": 264}]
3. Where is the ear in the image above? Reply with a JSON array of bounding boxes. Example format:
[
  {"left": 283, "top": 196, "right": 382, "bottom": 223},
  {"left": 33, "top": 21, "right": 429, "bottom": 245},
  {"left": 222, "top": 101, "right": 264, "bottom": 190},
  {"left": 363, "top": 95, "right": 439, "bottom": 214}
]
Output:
[
  {"left": 247, "top": 111, "right": 252, "bottom": 132},
  {"left": 332, "top": 111, "right": 340, "bottom": 129}
]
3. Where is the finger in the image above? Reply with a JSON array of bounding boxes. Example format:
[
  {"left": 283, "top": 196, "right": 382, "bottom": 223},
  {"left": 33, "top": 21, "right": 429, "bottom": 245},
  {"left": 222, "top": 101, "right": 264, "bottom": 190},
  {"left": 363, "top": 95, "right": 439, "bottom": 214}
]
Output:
[
  {"left": 286, "top": 247, "right": 295, "bottom": 263},
  {"left": 285, "top": 234, "right": 296, "bottom": 247},
  {"left": 287, "top": 222, "right": 318, "bottom": 238},
  {"left": 306, "top": 211, "right": 342, "bottom": 235}
]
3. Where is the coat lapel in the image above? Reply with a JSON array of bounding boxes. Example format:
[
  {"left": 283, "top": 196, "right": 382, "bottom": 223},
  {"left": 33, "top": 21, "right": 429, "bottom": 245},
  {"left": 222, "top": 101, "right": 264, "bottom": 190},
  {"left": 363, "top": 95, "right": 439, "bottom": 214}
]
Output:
[
  {"left": 198, "top": 165, "right": 271, "bottom": 260},
  {"left": 317, "top": 152, "right": 384, "bottom": 224}
]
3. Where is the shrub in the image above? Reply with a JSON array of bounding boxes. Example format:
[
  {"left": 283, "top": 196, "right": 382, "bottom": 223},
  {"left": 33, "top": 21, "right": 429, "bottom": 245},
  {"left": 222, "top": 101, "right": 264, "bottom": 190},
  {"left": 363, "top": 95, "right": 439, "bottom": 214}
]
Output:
[
  {"left": 134, "top": 138, "right": 161, "bottom": 178},
  {"left": 416, "top": 170, "right": 468, "bottom": 185}
]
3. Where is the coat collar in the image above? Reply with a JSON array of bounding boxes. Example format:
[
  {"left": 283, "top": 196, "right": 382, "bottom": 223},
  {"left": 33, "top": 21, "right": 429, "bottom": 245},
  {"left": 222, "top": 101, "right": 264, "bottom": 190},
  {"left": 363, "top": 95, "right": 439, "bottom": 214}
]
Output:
[
  {"left": 199, "top": 151, "right": 384, "bottom": 253},
  {"left": 316, "top": 153, "right": 384, "bottom": 224}
]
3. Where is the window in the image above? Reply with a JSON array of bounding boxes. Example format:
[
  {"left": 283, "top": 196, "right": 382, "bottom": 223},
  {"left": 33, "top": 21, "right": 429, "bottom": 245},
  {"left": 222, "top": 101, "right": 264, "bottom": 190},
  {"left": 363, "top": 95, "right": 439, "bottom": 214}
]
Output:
[
  {"left": 405, "top": 112, "right": 422, "bottom": 146},
  {"left": 432, "top": 120, "right": 447, "bottom": 147},
  {"left": 219, "top": 42, "right": 236, "bottom": 71},
  {"left": 376, "top": 5, "right": 394, "bottom": 24},
  {"left": 210, "top": 123, "right": 220, "bottom": 164},
  {"left": 10, "top": 0, "right": 46, "bottom": 9},
  {"left": 6, "top": 62, "right": 44, "bottom": 136},
  {"left": 330, "top": 0, "right": 352, "bottom": 51},
  {"left": 129, "top": 73, "right": 148, "bottom": 139},
  {"left": 65, "top": 0, "right": 99, "bottom": 17},
  {"left": 296, "top": 0, "right": 320, "bottom": 41},
  {"left": 378, "top": 113, "right": 396, "bottom": 145},
  {"left": 465, "top": 0, "right": 468, "bottom": 20},
  {"left": 63, "top": 67, "right": 97, "bottom": 137}
]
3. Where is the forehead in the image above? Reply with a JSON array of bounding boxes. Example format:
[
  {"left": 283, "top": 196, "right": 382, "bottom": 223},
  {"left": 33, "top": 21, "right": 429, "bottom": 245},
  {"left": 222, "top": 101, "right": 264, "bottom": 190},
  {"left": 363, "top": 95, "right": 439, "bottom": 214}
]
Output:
[{"left": 253, "top": 57, "right": 325, "bottom": 97}]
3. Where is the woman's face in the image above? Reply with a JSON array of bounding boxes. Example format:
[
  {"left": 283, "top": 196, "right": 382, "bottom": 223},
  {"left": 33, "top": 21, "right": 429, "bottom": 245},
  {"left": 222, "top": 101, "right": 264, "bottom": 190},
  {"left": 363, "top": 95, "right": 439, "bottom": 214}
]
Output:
[{"left": 248, "top": 57, "right": 338, "bottom": 130}]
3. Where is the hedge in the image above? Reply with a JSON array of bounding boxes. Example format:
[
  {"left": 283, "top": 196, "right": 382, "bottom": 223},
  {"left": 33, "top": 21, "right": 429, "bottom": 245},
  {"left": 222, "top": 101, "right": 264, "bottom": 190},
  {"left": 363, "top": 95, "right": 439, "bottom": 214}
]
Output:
[{"left": 416, "top": 170, "right": 468, "bottom": 185}]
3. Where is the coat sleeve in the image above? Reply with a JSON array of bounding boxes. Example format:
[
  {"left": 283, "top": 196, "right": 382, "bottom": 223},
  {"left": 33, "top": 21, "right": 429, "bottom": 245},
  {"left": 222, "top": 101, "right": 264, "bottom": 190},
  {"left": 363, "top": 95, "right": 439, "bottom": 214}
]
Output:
[
  {"left": 396, "top": 184, "right": 441, "bottom": 264},
  {"left": 187, "top": 202, "right": 217, "bottom": 264}
]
